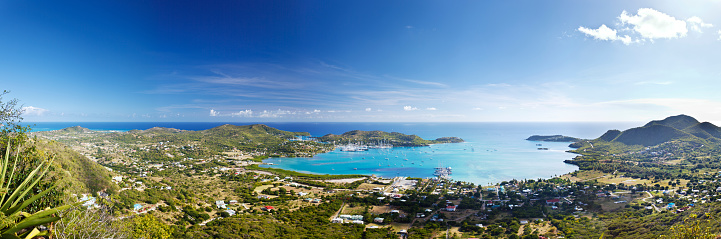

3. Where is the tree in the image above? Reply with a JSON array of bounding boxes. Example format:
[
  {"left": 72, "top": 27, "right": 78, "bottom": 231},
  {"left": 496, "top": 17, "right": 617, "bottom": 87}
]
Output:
[
  {"left": 660, "top": 214, "right": 718, "bottom": 239},
  {"left": 0, "top": 91, "right": 22, "bottom": 127},
  {"left": 129, "top": 214, "right": 173, "bottom": 239}
]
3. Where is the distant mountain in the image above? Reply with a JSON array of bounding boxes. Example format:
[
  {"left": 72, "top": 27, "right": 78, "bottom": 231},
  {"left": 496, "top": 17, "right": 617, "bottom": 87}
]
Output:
[
  {"left": 526, "top": 135, "right": 582, "bottom": 142},
  {"left": 587, "top": 115, "right": 721, "bottom": 146}
]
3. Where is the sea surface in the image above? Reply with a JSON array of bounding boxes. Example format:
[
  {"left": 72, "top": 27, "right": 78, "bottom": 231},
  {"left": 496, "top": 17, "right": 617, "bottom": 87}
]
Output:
[{"left": 24, "top": 122, "right": 640, "bottom": 185}]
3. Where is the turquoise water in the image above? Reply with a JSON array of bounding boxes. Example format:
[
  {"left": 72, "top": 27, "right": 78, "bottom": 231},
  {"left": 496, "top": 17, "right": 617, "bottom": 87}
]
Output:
[
  {"left": 25, "top": 122, "right": 640, "bottom": 185},
  {"left": 259, "top": 122, "right": 640, "bottom": 185}
]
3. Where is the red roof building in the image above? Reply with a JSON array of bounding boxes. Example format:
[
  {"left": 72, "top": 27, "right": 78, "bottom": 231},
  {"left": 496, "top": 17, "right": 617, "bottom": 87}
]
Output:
[
  {"left": 263, "top": 206, "right": 275, "bottom": 211},
  {"left": 545, "top": 199, "right": 561, "bottom": 205}
]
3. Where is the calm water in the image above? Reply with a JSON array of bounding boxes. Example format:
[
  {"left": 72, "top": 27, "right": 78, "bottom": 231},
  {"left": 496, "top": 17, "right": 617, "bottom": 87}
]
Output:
[{"left": 25, "top": 122, "right": 639, "bottom": 185}]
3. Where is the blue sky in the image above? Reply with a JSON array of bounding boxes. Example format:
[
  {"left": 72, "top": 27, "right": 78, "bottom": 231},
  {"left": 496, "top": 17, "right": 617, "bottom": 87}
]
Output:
[{"left": 2, "top": 1, "right": 721, "bottom": 122}]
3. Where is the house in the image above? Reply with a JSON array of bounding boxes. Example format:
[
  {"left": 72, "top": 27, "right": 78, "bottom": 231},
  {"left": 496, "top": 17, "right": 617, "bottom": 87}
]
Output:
[
  {"left": 667, "top": 203, "right": 675, "bottom": 209},
  {"left": 263, "top": 206, "right": 275, "bottom": 211},
  {"left": 374, "top": 217, "right": 384, "bottom": 223},
  {"left": 390, "top": 210, "right": 400, "bottom": 214},
  {"left": 215, "top": 200, "right": 227, "bottom": 209},
  {"left": 520, "top": 220, "right": 529, "bottom": 225},
  {"left": 225, "top": 209, "right": 236, "bottom": 216},
  {"left": 446, "top": 206, "right": 457, "bottom": 212},
  {"left": 351, "top": 220, "right": 364, "bottom": 224},
  {"left": 229, "top": 200, "right": 238, "bottom": 205},
  {"left": 331, "top": 218, "right": 344, "bottom": 223},
  {"left": 545, "top": 199, "right": 561, "bottom": 205}
]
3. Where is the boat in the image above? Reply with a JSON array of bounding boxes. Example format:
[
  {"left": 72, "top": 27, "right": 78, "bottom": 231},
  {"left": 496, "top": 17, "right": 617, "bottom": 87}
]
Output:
[{"left": 434, "top": 166, "right": 452, "bottom": 179}]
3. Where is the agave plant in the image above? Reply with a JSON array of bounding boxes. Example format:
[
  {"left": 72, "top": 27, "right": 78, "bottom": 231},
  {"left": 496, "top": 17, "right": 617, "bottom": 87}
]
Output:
[{"left": 0, "top": 140, "right": 73, "bottom": 239}]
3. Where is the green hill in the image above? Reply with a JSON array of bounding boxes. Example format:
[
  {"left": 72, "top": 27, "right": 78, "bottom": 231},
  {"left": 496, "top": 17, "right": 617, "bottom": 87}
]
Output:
[
  {"left": 578, "top": 115, "right": 721, "bottom": 147},
  {"left": 317, "top": 130, "right": 463, "bottom": 146},
  {"left": 684, "top": 122, "right": 721, "bottom": 139},
  {"left": 57, "top": 125, "right": 92, "bottom": 133},
  {"left": 612, "top": 124, "right": 695, "bottom": 146},
  {"left": 598, "top": 129, "right": 622, "bottom": 141},
  {"left": 643, "top": 114, "right": 700, "bottom": 130}
]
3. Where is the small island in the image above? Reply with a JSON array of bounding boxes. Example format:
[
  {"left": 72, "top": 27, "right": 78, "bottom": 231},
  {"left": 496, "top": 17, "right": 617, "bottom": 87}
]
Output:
[{"left": 526, "top": 135, "right": 582, "bottom": 142}]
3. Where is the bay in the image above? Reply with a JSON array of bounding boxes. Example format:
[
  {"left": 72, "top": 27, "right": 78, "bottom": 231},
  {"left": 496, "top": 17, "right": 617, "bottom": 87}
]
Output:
[{"left": 24, "top": 121, "right": 639, "bottom": 185}]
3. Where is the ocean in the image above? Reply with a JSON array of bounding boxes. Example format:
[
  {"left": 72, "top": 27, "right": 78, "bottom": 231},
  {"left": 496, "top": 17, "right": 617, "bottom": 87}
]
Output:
[{"left": 24, "top": 121, "right": 640, "bottom": 185}]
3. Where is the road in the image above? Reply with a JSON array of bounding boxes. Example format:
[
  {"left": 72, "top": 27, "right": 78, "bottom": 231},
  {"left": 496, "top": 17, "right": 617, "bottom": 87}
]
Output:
[{"left": 641, "top": 191, "right": 660, "bottom": 212}]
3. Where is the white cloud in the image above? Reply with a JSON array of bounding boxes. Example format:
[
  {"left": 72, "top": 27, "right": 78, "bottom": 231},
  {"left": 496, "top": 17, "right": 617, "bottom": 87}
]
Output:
[
  {"left": 578, "top": 24, "right": 634, "bottom": 45},
  {"left": 403, "top": 106, "right": 418, "bottom": 111},
  {"left": 619, "top": 8, "right": 687, "bottom": 39},
  {"left": 231, "top": 109, "right": 253, "bottom": 117},
  {"left": 313, "top": 109, "right": 321, "bottom": 113},
  {"left": 209, "top": 109, "right": 219, "bottom": 116},
  {"left": 686, "top": 16, "right": 713, "bottom": 33},
  {"left": 365, "top": 108, "right": 372, "bottom": 112},
  {"left": 22, "top": 106, "right": 48, "bottom": 116},
  {"left": 579, "top": 8, "right": 711, "bottom": 45},
  {"left": 578, "top": 24, "right": 619, "bottom": 41},
  {"left": 426, "top": 107, "right": 437, "bottom": 111},
  {"left": 718, "top": 30, "right": 721, "bottom": 40}
]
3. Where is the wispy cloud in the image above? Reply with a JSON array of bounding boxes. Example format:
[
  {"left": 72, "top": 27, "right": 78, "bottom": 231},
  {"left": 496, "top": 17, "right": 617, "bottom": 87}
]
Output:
[
  {"left": 686, "top": 16, "right": 713, "bottom": 33},
  {"left": 22, "top": 106, "right": 49, "bottom": 116},
  {"left": 635, "top": 81, "right": 672, "bottom": 85}
]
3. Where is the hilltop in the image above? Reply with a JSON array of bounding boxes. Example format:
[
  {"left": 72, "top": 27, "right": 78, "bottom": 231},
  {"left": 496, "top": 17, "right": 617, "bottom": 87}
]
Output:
[
  {"left": 571, "top": 114, "right": 721, "bottom": 147},
  {"left": 316, "top": 130, "right": 464, "bottom": 147}
]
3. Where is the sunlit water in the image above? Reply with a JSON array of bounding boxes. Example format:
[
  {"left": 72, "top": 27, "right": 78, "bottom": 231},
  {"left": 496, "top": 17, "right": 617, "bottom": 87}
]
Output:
[{"left": 26, "top": 121, "right": 639, "bottom": 185}]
